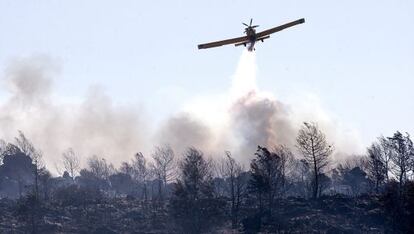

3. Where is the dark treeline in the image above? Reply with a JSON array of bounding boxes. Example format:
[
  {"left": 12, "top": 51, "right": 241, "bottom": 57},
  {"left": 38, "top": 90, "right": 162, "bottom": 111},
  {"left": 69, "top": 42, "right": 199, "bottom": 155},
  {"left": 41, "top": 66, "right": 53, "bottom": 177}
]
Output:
[{"left": 0, "top": 122, "right": 413, "bottom": 233}]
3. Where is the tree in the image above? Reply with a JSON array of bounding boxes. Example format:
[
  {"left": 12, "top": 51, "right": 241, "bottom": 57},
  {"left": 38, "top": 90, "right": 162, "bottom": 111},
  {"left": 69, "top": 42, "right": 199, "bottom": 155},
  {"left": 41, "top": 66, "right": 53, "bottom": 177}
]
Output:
[
  {"left": 249, "top": 146, "right": 284, "bottom": 216},
  {"left": 378, "top": 136, "right": 393, "bottom": 182},
  {"left": 296, "top": 122, "right": 333, "bottom": 199},
  {"left": 151, "top": 145, "right": 176, "bottom": 200},
  {"left": 341, "top": 166, "right": 369, "bottom": 196},
  {"left": 81, "top": 156, "right": 114, "bottom": 192},
  {"left": 0, "top": 144, "right": 36, "bottom": 198},
  {"left": 15, "top": 131, "right": 44, "bottom": 199},
  {"left": 131, "top": 152, "right": 151, "bottom": 201},
  {"left": 388, "top": 131, "right": 414, "bottom": 195},
  {"left": 87, "top": 155, "right": 114, "bottom": 181},
  {"left": 38, "top": 168, "right": 52, "bottom": 200},
  {"left": 15, "top": 131, "right": 36, "bottom": 158},
  {"left": 177, "top": 148, "right": 213, "bottom": 200},
  {"left": 109, "top": 172, "right": 134, "bottom": 196},
  {"left": 272, "top": 145, "right": 294, "bottom": 197},
  {"left": 119, "top": 161, "right": 134, "bottom": 176},
  {"left": 77, "top": 169, "right": 109, "bottom": 190},
  {"left": 11, "top": 132, "right": 46, "bottom": 231},
  {"left": 287, "top": 158, "right": 312, "bottom": 197},
  {"left": 219, "top": 151, "right": 245, "bottom": 228},
  {"left": 367, "top": 142, "right": 387, "bottom": 193},
  {"left": 318, "top": 173, "right": 332, "bottom": 197},
  {"left": 62, "top": 148, "right": 80, "bottom": 181},
  {"left": 170, "top": 147, "right": 224, "bottom": 234}
]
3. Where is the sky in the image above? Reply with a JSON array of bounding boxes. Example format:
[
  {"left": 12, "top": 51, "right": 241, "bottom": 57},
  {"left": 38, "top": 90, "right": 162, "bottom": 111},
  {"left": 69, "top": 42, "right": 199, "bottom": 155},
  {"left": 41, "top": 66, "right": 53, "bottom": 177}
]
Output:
[{"left": 0, "top": 0, "right": 413, "bottom": 157}]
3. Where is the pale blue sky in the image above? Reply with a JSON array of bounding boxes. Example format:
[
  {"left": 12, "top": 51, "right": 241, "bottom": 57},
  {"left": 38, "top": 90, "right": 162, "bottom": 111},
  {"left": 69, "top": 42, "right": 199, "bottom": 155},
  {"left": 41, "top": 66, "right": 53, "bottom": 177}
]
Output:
[{"left": 1, "top": 0, "right": 413, "bottom": 147}]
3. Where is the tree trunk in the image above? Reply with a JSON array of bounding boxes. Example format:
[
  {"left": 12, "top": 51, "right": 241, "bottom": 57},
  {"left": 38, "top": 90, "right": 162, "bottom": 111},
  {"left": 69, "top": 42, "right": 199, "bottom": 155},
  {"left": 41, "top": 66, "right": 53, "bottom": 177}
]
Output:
[
  {"left": 230, "top": 175, "right": 236, "bottom": 228},
  {"left": 399, "top": 170, "right": 404, "bottom": 196},
  {"left": 268, "top": 189, "right": 273, "bottom": 217},
  {"left": 258, "top": 192, "right": 262, "bottom": 214},
  {"left": 158, "top": 178, "right": 163, "bottom": 201},
  {"left": 313, "top": 158, "right": 318, "bottom": 199},
  {"left": 311, "top": 138, "right": 318, "bottom": 199},
  {"left": 34, "top": 166, "right": 39, "bottom": 199}
]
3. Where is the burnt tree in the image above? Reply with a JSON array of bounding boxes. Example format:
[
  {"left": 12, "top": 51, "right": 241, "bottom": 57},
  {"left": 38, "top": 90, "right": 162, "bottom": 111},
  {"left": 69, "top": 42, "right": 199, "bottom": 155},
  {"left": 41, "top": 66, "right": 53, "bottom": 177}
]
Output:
[{"left": 296, "top": 122, "right": 333, "bottom": 199}]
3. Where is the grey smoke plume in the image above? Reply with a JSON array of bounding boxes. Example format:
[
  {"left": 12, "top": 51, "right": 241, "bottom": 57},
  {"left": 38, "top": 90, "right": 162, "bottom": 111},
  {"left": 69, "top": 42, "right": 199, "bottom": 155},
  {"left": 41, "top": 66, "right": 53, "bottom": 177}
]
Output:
[
  {"left": 4, "top": 56, "right": 56, "bottom": 106},
  {"left": 230, "top": 91, "right": 296, "bottom": 160},
  {"left": 0, "top": 56, "right": 149, "bottom": 169},
  {"left": 156, "top": 113, "right": 212, "bottom": 155}
]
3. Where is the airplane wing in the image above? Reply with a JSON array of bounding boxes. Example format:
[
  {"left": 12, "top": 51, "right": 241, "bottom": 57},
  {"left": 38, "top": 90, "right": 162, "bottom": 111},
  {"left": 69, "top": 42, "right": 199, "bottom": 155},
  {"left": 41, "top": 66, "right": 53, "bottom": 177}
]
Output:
[
  {"left": 234, "top": 35, "right": 270, "bottom": 47},
  {"left": 198, "top": 35, "right": 249, "bottom": 49},
  {"left": 256, "top": 18, "right": 305, "bottom": 38}
]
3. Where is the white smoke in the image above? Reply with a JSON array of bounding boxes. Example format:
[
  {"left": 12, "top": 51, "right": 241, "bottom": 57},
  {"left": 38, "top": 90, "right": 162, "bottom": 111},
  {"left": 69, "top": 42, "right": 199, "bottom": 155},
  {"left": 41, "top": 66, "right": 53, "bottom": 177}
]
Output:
[{"left": 159, "top": 50, "right": 364, "bottom": 162}]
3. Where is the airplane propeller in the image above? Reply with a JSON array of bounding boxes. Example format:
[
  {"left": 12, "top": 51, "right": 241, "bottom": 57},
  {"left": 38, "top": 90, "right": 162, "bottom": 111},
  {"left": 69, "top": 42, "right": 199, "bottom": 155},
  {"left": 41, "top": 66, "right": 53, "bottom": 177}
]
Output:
[{"left": 243, "top": 18, "right": 259, "bottom": 30}]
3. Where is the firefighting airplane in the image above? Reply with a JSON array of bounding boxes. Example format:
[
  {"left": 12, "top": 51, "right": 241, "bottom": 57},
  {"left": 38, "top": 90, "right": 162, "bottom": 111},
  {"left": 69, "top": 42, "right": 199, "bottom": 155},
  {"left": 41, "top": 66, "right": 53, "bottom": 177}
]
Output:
[{"left": 198, "top": 18, "right": 305, "bottom": 51}]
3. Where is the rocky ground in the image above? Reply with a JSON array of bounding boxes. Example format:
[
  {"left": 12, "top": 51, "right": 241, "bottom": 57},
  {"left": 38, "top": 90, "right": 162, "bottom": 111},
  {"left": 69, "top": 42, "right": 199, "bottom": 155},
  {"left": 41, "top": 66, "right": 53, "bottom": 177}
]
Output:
[
  {"left": 0, "top": 195, "right": 400, "bottom": 234},
  {"left": 269, "top": 195, "right": 386, "bottom": 233}
]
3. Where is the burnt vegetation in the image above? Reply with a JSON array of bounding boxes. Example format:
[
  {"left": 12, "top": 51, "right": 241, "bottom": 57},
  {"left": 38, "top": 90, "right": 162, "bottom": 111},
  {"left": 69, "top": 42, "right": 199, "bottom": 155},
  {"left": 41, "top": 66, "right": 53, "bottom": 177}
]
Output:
[{"left": 0, "top": 123, "right": 414, "bottom": 233}]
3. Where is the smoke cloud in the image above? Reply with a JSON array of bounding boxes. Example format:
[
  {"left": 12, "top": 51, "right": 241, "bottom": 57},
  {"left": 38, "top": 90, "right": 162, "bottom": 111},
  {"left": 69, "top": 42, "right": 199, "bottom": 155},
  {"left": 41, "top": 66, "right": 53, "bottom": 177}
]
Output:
[
  {"left": 158, "top": 50, "right": 363, "bottom": 163},
  {"left": 0, "top": 52, "right": 363, "bottom": 172},
  {"left": 0, "top": 56, "right": 149, "bottom": 169},
  {"left": 156, "top": 113, "right": 212, "bottom": 155}
]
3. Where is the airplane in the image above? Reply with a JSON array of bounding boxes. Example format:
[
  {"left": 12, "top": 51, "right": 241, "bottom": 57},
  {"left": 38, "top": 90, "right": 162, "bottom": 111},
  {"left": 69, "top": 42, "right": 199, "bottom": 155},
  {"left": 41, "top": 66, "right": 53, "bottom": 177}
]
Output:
[{"left": 198, "top": 18, "right": 305, "bottom": 51}]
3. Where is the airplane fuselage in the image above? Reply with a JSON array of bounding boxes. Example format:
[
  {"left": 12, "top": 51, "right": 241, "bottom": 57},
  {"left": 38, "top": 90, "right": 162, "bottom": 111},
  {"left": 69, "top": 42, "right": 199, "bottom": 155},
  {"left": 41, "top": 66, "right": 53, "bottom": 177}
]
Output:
[{"left": 245, "top": 28, "right": 257, "bottom": 51}]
